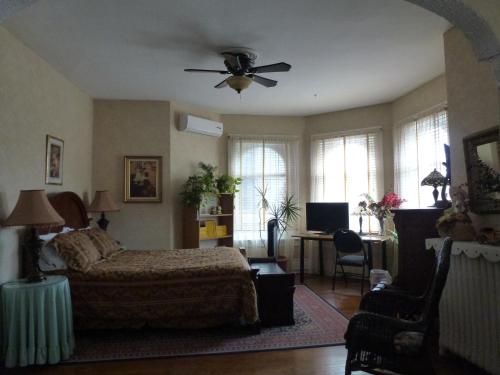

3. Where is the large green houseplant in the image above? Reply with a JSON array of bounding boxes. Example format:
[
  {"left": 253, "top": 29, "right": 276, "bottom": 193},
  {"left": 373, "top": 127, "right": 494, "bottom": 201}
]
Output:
[{"left": 180, "top": 163, "right": 241, "bottom": 207}]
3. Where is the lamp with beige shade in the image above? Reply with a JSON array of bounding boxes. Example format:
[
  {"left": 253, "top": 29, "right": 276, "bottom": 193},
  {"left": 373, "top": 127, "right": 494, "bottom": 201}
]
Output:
[
  {"left": 3, "top": 190, "right": 65, "bottom": 282},
  {"left": 88, "top": 190, "right": 119, "bottom": 230}
]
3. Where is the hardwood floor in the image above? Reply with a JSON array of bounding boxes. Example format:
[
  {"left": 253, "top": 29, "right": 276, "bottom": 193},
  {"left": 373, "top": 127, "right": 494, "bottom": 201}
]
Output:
[{"left": 4, "top": 275, "right": 487, "bottom": 375}]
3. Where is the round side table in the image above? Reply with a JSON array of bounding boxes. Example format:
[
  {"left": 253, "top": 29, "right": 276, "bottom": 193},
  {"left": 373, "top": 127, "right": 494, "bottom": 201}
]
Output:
[{"left": 1, "top": 275, "right": 74, "bottom": 368}]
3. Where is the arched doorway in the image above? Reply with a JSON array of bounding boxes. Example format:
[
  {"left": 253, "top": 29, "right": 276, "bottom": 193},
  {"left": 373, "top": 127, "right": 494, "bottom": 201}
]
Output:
[{"left": 403, "top": 0, "right": 500, "bottom": 86}]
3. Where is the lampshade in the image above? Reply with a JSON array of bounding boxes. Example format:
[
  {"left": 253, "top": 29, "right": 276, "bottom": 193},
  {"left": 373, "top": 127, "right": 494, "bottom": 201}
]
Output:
[
  {"left": 421, "top": 169, "right": 446, "bottom": 187},
  {"left": 88, "top": 191, "right": 119, "bottom": 212},
  {"left": 227, "top": 75, "right": 252, "bottom": 94},
  {"left": 3, "top": 190, "right": 65, "bottom": 227}
]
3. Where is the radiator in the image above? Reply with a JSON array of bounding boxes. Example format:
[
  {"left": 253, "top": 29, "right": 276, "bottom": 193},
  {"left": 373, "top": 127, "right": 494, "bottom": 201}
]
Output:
[{"left": 426, "top": 239, "right": 500, "bottom": 375}]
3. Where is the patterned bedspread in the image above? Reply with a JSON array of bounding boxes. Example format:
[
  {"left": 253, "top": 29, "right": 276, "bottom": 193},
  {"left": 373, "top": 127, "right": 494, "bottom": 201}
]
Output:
[{"left": 64, "top": 247, "right": 258, "bottom": 329}]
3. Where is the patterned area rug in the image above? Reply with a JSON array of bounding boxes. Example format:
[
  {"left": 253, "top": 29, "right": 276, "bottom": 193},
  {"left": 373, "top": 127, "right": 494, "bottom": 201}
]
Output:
[{"left": 67, "top": 285, "right": 349, "bottom": 363}]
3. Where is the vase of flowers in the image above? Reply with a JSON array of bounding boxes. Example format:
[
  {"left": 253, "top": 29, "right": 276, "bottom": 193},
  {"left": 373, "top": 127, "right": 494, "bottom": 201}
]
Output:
[{"left": 363, "top": 191, "right": 405, "bottom": 235}]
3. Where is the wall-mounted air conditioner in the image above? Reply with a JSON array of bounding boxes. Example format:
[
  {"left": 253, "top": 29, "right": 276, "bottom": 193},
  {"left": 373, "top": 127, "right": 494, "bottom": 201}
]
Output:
[{"left": 178, "top": 113, "right": 223, "bottom": 137}]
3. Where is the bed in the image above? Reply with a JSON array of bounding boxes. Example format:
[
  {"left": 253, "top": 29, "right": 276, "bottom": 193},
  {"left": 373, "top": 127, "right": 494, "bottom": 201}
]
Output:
[{"left": 40, "top": 192, "right": 258, "bottom": 330}]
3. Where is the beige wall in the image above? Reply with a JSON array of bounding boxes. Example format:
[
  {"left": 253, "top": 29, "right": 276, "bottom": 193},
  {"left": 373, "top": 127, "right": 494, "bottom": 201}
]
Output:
[
  {"left": 169, "top": 102, "right": 223, "bottom": 248},
  {"left": 392, "top": 75, "right": 447, "bottom": 125},
  {"left": 444, "top": 27, "right": 500, "bottom": 229},
  {"left": 305, "top": 104, "right": 394, "bottom": 191},
  {"left": 92, "top": 100, "right": 171, "bottom": 249},
  {"left": 0, "top": 26, "right": 93, "bottom": 283}
]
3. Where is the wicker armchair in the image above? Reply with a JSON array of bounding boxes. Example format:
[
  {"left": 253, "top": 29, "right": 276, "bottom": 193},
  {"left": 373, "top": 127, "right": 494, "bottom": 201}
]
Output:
[{"left": 344, "top": 237, "right": 452, "bottom": 375}]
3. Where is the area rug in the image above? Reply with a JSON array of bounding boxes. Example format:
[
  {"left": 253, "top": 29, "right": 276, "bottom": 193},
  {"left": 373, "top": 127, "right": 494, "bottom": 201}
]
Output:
[{"left": 66, "top": 285, "right": 349, "bottom": 363}]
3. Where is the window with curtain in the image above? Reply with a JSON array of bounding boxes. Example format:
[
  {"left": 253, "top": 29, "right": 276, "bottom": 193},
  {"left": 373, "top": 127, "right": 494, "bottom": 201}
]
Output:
[
  {"left": 228, "top": 135, "right": 299, "bottom": 257},
  {"left": 394, "top": 110, "right": 449, "bottom": 208},
  {"left": 310, "top": 129, "right": 384, "bottom": 232}
]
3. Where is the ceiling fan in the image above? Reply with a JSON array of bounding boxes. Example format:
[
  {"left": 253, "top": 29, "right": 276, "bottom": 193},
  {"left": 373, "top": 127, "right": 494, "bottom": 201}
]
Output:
[{"left": 184, "top": 48, "right": 291, "bottom": 94}]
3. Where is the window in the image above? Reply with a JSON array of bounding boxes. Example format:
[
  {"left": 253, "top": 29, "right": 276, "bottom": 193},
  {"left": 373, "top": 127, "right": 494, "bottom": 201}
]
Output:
[
  {"left": 228, "top": 135, "right": 299, "bottom": 251},
  {"left": 311, "top": 130, "right": 383, "bottom": 232},
  {"left": 394, "top": 110, "right": 449, "bottom": 208}
]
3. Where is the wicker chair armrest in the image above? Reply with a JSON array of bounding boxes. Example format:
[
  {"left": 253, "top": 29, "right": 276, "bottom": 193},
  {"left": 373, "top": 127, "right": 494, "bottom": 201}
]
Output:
[
  {"left": 345, "top": 311, "right": 424, "bottom": 354},
  {"left": 360, "top": 290, "right": 424, "bottom": 319}
]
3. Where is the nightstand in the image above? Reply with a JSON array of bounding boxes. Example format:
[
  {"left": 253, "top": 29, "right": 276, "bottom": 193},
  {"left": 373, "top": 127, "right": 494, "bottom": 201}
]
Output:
[{"left": 1, "top": 275, "right": 74, "bottom": 367}]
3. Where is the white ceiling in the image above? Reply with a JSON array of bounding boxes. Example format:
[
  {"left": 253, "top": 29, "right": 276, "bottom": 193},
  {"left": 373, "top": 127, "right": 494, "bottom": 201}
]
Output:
[{"left": 4, "top": 0, "right": 449, "bottom": 116}]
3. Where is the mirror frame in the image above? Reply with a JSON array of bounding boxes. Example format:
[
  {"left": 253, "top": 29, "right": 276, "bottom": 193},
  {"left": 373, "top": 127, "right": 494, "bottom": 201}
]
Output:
[{"left": 463, "top": 126, "right": 500, "bottom": 214}]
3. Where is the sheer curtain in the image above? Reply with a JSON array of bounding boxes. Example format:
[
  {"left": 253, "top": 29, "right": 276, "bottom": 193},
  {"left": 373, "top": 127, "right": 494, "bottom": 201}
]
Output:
[
  {"left": 310, "top": 129, "right": 384, "bottom": 232},
  {"left": 228, "top": 135, "right": 300, "bottom": 260},
  {"left": 394, "top": 110, "right": 449, "bottom": 208}
]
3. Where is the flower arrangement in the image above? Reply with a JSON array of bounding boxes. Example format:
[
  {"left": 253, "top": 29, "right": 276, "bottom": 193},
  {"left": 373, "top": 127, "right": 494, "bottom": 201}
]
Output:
[
  {"left": 360, "top": 191, "right": 405, "bottom": 235},
  {"left": 363, "top": 191, "right": 405, "bottom": 220}
]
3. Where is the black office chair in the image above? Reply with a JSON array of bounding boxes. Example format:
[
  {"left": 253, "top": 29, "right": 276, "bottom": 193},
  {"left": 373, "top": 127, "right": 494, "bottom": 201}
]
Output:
[{"left": 332, "top": 229, "right": 368, "bottom": 295}]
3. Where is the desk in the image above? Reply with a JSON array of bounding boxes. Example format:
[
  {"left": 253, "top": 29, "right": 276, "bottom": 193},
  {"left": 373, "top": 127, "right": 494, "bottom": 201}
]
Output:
[
  {"left": 292, "top": 233, "right": 390, "bottom": 283},
  {"left": 2, "top": 276, "right": 74, "bottom": 367}
]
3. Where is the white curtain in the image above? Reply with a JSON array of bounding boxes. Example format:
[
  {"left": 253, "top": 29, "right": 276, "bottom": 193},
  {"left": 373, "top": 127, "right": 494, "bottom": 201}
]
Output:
[
  {"left": 310, "top": 129, "right": 384, "bottom": 233},
  {"left": 228, "top": 135, "right": 300, "bottom": 262},
  {"left": 394, "top": 110, "right": 449, "bottom": 208}
]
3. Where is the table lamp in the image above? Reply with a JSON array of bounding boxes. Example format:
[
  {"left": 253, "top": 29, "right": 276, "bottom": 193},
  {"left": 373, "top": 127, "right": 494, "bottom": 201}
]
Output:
[
  {"left": 88, "top": 190, "right": 119, "bottom": 230},
  {"left": 3, "top": 190, "right": 65, "bottom": 282},
  {"left": 421, "top": 169, "right": 446, "bottom": 206}
]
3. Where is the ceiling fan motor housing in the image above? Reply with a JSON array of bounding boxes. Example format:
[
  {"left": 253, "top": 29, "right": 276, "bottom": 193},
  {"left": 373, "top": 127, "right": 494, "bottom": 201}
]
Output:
[{"left": 221, "top": 50, "right": 258, "bottom": 76}]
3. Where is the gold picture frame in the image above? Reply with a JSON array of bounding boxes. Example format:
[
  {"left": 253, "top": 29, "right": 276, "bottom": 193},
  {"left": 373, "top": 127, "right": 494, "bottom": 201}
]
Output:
[
  {"left": 45, "top": 135, "right": 64, "bottom": 185},
  {"left": 124, "top": 156, "right": 162, "bottom": 203}
]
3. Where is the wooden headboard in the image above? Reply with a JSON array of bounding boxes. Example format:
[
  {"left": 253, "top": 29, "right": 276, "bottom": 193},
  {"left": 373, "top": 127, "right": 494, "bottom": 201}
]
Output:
[{"left": 43, "top": 191, "right": 90, "bottom": 233}]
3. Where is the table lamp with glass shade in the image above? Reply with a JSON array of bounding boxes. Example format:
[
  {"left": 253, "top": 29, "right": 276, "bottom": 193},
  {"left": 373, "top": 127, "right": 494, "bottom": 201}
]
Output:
[
  {"left": 421, "top": 169, "right": 446, "bottom": 207},
  {"left": 87, "top": 190, "right": 119, "bottom": 230},
  {"left": 2, "top": 190, "right": 65, "bottom": 283}
]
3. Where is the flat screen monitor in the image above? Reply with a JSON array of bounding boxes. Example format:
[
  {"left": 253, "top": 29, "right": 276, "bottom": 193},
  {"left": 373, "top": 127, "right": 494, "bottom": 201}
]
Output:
[{"left": 306, "top": 202, "right": 349, "bottom": 233}]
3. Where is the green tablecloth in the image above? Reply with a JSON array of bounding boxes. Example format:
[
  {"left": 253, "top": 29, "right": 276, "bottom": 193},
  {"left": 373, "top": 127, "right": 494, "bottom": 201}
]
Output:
[{"left": 2, "top": 275, "right": 74, "bottom": 367}]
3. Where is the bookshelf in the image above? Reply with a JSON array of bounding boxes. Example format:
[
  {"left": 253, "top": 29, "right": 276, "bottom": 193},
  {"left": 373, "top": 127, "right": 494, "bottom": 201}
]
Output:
[{"left": 182, "top": 193, "right": 234, "bottom": 248}]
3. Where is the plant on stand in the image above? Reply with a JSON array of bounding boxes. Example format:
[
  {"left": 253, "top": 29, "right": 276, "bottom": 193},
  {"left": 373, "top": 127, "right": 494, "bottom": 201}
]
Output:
[
  {"left": 256, "top": 186, "right": 300, "bottom": 270},
  {"left": 180, "top": 163, "right": 218, "bottom": 207},
  {"left": 216, "top": 174, "right": 242, "bottom": 195},
  {"left": 180, "top": 163, "right": 241, "bottom": 208},
  {"left": 363, "top": 191, "right": 405, "bottom": 235}
]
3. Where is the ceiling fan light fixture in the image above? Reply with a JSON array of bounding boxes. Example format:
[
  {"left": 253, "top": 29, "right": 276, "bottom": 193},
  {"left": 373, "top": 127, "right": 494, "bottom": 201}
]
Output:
[{"left": 226, "top": 75, "right": 252, "bottom": 94}]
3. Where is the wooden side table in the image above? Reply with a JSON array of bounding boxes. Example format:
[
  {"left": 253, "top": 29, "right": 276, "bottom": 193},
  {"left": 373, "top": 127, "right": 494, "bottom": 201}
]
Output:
[{"left": 2, "top": 275, "right": 74, "bottom": 368}]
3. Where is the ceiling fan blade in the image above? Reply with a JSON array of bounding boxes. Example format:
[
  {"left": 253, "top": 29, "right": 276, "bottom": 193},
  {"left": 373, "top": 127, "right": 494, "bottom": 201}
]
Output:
[
  {"left": 249, "top": 62, "right": 291, "bottom": 74},
  {"left": 250, "top": 75, "right": 277, "bottom": 88},
  {"left": 214, "top": 79, "right": 228, "bottom": 88},
  {"left": 185, "top": 69, "right": 229, "bottom": 74}
]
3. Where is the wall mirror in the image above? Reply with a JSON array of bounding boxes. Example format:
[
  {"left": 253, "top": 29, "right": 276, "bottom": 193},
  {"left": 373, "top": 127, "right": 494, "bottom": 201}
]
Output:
[{"left": 463, "top": 127, "right": 500, "bottom": 213}]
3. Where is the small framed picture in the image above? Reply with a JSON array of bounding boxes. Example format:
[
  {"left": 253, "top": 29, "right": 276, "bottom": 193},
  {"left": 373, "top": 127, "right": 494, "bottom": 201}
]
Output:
[
  {"left": 45, "top": 135, "right": 64, "bottom": 185},
  {"left": 124, "top": 156, "right": 162, "bottom": 203}
]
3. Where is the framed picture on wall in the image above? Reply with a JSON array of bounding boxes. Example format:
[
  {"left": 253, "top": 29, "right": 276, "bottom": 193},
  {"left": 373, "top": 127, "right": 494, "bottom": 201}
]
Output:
[
  {"left": 124, "top": 156, "right": 162, "bottom": 203},
  {"left": 45, "top": 135, "right": 64, "bottom": 185}
]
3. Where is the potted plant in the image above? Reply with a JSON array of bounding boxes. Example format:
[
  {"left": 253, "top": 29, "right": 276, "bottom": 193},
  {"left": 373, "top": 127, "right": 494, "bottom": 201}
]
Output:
[
  {"left": 257, "top": 186, "right": 301, "bottom": 271},
  {"left": 180, "top": 163, "right": 218, "bottom": 207},
  {"left": 216, "top": 174, "right": 242, "bottom": 195}
]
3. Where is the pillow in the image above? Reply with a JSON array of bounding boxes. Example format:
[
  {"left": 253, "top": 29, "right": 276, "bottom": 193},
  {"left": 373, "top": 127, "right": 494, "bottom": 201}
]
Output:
[
  {"left": 84, "top": 228, "right": 121, "bottom": 258},
  {"left": 49, "top": 231, "right": 102, "bottom": 272},
  {"left": 39, "top": 242, "right": 68, "bottom": 271}
]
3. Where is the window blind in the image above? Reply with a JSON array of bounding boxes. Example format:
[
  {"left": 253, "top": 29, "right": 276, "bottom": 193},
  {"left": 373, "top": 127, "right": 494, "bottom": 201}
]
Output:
[
  {"left": 228, "top": 135, "right": 299, "bottom": 254},
  {"left": 311, "top": 130, "right": 383, "bottom": 232},
  {"left": 394, "top": 110, "right": 449, "bottom": 208}
]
